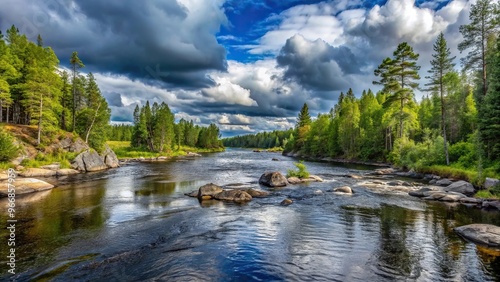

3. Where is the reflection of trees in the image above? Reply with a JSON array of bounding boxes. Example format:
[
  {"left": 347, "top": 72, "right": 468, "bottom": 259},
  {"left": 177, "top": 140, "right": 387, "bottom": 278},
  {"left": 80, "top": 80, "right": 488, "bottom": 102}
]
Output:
[
  {"left": 0, "top": 182, "right": 107, "bottom": 272},
  {"left": 375, "top": 204, "right": 420, "bottom": 278}
]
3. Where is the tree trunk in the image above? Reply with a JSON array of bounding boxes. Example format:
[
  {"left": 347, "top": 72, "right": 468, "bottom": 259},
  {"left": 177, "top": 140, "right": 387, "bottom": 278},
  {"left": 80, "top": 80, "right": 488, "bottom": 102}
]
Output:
[
  {"left": 85, "top": 100, "right": 102, "bottom": 144},
  {"left": 440, "top": 78, "right": 449, "bottom": 165},
  {"left": 0, "top": 100, "right": 3, "bottom": 123},
  {"left": 6, "top": 105, "right": 9, "bottom": 123},
  {"left": 72, "top": 65, "right": 76, "bottom": 131},
  {"left": 37, "top": 93, "right": 43, "bottom": 145}
]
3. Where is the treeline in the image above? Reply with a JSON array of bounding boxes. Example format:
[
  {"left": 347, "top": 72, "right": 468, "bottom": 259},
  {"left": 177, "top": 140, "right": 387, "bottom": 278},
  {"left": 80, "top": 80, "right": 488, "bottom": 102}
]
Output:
[
  {"left": 130, "top": 101, "right": 223, "bottom": 152},
  {"left": 0, "top": 25, "right": 110, "bottom": 149},
  {"left": 109, "top": 124, "right": 133, "bottom": 141},
  {"left": 223, "top": 129, "right": 294, "bottom": 149},
  {"left": 285, "top": 0, "right": 499, "bottom": 176}
]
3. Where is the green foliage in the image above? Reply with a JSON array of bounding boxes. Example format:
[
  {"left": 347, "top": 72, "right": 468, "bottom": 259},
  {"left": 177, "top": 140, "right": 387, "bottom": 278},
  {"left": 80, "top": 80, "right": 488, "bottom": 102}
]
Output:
[
  {"left": 20, "top": 149, "right": 77, "bottom": 168},
  {"left": 286, "top": 161, "right": 310, "bottom": 179},
  {"left": 223, "top": 129, "right": 293, "bottom": 149},
  {"left": 0, "top": 129, "right": 18, "bottom": 161}
]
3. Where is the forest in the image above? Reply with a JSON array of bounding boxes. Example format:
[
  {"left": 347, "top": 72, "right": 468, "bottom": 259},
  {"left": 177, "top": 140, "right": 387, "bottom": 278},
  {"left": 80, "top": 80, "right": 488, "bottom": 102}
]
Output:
[
  {"left": 0, "top": 25, "right": 110, "bottom": 150},
  {"left": 227, "top": 0, "right": 500, "bottom": 185}
]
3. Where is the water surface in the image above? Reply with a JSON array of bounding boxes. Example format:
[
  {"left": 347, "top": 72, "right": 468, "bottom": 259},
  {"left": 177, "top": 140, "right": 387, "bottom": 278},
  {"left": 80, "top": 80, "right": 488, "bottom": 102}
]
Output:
[{"left": 1, "top": 149, "right": 500, "bottom": 281}]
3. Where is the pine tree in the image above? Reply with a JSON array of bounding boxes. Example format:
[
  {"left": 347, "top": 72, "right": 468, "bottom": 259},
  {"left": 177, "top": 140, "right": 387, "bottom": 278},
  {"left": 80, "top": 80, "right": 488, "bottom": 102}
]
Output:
[
  {"left": 458, "top": 0, "right": 498, "bottom": 97},
  {"left": 374, "top": 42, "right": 420, "bottom": 139},
  {"left": 426, "top": 33, "right": 456, "bottom": 165},
  {"left": 70, "top": 51, "right": 84, "bottom": 131}
]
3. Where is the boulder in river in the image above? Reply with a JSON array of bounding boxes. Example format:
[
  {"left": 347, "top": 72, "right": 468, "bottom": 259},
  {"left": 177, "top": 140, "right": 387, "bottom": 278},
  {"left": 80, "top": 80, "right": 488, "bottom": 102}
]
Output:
[
  {"left": 0, "top": 178, "right": 54, "bottom": 196},
  {"left": 197, "top": 183, "right": 224, "bottom": 200},
  {"left": 280, "top": 198, "right": 293, "bottom": 206},
  {"left": 259, "top": 172, "right": 288, "bottom": 187},
  {"left": 443, "top": 180, "right": 475, "bottom": 196},
  {"left": 408, "top": 187, "right": 436, "bottom": 197},
  {"left": 454, "top": 224, "right": 500, "bottom": 248},
  {"left": 245, "top": 188, "right": 270, "bottom": 198},
  {"left": 287, "top": 177, "right": 302, "bottom": 184},
  {"left": 214, "top": 190, "right": 252, "bottom": 202},
  {"left": 334, "top": 186, "right": 352, "bottom": 194},
  {"left": 101, "top": 144, "right": 120, "bottom": 168},
  {"left": 71, "top": 150, "right": 108, "bottom": 172}
]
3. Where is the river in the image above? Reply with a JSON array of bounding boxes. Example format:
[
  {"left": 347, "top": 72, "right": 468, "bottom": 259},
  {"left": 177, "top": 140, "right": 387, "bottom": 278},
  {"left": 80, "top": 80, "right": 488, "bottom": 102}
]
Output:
[{"left": 1, "top": 148, "right": 500, "bottom": 281}]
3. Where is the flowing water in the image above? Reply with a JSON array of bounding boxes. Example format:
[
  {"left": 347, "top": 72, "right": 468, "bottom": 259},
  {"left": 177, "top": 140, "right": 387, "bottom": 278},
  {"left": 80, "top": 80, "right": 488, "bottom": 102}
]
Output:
[{"left": 1, "top": 149, "right": 500, "bottom": 281}]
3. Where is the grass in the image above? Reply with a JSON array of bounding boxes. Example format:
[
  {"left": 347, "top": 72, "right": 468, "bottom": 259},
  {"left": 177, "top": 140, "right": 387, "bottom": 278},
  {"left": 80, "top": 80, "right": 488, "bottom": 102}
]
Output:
[
  {"left": 20, "top": 149, "right": 77, "bottom": 169},
  {"left": 475, "top": 190, "right": 500, "bottom": 199},
  {"left": 106, "top": 141, "right": 225, "bottom": 159}
]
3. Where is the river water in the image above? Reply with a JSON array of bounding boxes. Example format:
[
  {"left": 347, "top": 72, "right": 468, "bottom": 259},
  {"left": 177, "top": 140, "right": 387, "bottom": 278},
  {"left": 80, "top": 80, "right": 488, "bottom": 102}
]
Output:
[{"left": 1, "top": 149, "right": 500, "bottom": 281}]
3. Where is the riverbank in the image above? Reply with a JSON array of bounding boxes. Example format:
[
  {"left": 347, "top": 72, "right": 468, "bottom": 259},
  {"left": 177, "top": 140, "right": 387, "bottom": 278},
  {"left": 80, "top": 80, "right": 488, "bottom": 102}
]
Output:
[{"left": 107, "top": 141, "right": 225, "bottom": 160}]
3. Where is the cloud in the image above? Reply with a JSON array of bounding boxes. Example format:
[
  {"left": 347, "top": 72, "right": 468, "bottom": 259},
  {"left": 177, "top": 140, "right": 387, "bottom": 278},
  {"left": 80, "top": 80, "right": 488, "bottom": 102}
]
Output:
[
  {"left": 201, "top": 77, "right": 258, "bottom": 106},
  {"left": 0, "top": 0, "right": 228, "bottom": 88}
]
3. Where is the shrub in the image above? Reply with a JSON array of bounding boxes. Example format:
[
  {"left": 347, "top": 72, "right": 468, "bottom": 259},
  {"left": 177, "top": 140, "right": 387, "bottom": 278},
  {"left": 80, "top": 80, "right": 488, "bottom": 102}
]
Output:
[
  {"left": 0, "top": 129, "right": 19, "bottom": 162},
  {"left": 287, "top": 161, "right": 310, "bottom": 178}
]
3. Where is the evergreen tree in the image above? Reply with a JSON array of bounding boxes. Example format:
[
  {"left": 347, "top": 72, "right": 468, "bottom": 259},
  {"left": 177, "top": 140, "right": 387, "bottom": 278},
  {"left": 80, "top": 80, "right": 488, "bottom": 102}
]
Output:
[
  {"left": 426, "top": 33, "right": 456, "bottom": 165},
  {"left": 70, "top": 51, "right": 84, "bottom": 131},
  {"left": 458, "top": 0, "right": 498, "bottom": 97}
]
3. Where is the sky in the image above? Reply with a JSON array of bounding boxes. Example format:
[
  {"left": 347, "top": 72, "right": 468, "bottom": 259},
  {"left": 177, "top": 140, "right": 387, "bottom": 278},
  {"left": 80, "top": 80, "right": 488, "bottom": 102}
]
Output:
[{"left": 0, "top": 0, "right": 476, "bottom": 137}]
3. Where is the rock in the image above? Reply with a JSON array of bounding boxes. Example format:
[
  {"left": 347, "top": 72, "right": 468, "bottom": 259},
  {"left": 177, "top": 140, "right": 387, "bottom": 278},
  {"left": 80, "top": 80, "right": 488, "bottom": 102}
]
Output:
[
  {"left": 58, "top": 137, "right": 90, "bottom": 153},
  {"left": 280, "top": 199, "right": 293, "bottom": 206},
  {"left": 460, "top": 197, "right": 483, "bottom": 204},
  {"left": 485, "top": 178, "right": 500, "bottom": 189},
  {"left": 71, "top": 151, "right": 108, "bottom": 172},
  {"left": 101, "top": 144, "right": 120, "bottom": 168},
  {"left": 259, "top": 172, "right": 288, "bottom": 187},
  {"left": 157, "top": 156, "right": 168, "bottom": 161},
  {"left": 440, "top": 192, "right": 467, "bottom": 202},
  {"left": 423, "top": 191, "right": 447, "bottom": 201},
  {"left": 197, "top": 183, "right": 224, "bottom": 200},
  {"left": 443, "top": 180, "right": 475, "bottom": 196},
  {"left": 313, "top": 189, "right": 323, "bottom": 194},
  {"left": 308, "top": 175, "right": 323, "bottom": 182},
  {"left": 429, "top": 179, "right": 437, "bottom": 184},
  {"left": 387, "top": 180, "right": 403, "bottom": 186},
  {"left": 408, "top": 187, "right": 435, "bottom": 197},
  {"left": 56, "top": 169, "right": 80, "bottom": 176},
  {"left": 245, "top": 188, "right": 270, "bottom": 198},
  {"left": 334, "top": 186, "right": 353, "bottom": 194},
  {"left": 454, "top": 224, "right": 500, "bottom": 248},
  {"left": 253, "top": 150, "right": 261, "bottom": 153},
  {"left": 185, "top": 190, "right": 198, "bottom": 197},
  {"left": 272, "top": 158, "right": 280, "bottom": 161},
  {"left": 19, "top": 168, "right": 57, "bottom": 177},
  {"left": 436, "top": 179, "right": 453, "bottom": 186},
  {"left": 186, "top": 152, "right": 202, "bottom": 157},
  {"left": 214, "top": 190, "right": 252, "bottom": 202},
  {"left": 287, "top": 177, "right": 302, "bottom": 184},
  {"left": 372, "top": 168, "right": 395, "bottom": 175},
  {"left": 482, "top": 201, "right": 500, "bottom": 211},
  {"left": 0, "top": 178, "right": 54, "bottom": 196},
  {"left": 345, "top": 174, "right": 362, "bottom": 179},
  {"left": 40, "top": 163, "right": 60, "bottom": 171}
]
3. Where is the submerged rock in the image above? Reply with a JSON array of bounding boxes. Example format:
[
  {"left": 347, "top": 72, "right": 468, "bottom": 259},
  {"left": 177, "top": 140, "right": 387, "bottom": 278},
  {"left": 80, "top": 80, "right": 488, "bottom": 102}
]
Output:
[
  {"left": 259, "top": 172, "right": 288, "bottom": 187},
  {"left": 245, "top": 188, "right": 270, "bottom": 198},
  {"left": 280, "top": 199, "right": 293, "bottom": 206},
  {"left": 197, "top": 183, "right": 224, "bottom": 200},
  {"left": 454, "top": 224, "right": 500, "bottom": 248},
  {"left": 214, "top": 190, "right": 252, "bottom": 202},
  {"left": 334, "top": 186, "right": 353, "bottom": 194},
  {"left": 443, "top": 180, "right": 475, "bottom": 196}
]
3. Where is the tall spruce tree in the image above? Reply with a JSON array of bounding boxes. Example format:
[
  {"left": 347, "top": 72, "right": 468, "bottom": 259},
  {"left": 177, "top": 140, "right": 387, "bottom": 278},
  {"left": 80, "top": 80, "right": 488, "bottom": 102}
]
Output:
[
  {"left": 426, "top": 33, "right": 456, "bottom": 165},
  {"left": 458, "top": 0, "right": 498, "bottom": 97},
  {"left": 70, "top": 51, "right": 84, "bottom": 131}
]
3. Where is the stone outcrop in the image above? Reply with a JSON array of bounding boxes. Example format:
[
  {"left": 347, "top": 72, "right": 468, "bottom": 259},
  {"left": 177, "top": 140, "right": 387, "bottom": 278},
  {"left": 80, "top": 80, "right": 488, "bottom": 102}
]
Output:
[
  {"left": 443, "top": 180, "right": 475, "bottom": 196},
  {"left": 19, "top": 168, "right": 57, "bottom": 177},
  {"left": 197, "top": 183, "right": 224, "bottom": 200},
  {"left": 214, "top": 190, "right": 252, "bottom": 202},
  {"left": 485, "top": 178, "right": 500, "bottom": 189},
  {"left": 57, "top": 137, "right": 90, "bottom": 153},
  {"left": 454, "top": 224, "right": 500, "bottom": 248},
  {"left": 71, "top": 151, "right": 108, "bottom": 172},
  {"left": 0, "top": 178, "right": 54, "bottom": 197},
  {"left": 101, "top": 144, "right": 120, "bottom": 168},
  {"left": 259, "top": 172, "right": 288, "bottom": 187}
]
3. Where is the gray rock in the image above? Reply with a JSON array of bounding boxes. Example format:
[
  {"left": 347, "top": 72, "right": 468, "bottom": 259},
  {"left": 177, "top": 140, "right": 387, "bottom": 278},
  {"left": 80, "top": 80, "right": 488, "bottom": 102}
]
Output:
[
  {"left": 40, "top": 163, "right": 60, "bottom": 171},
  {"left": 482, "top": 201, "right": 500, "bottom": 211},
  {"left": 59, "top": 137, "right": 90, "bottom": 153},
  {"left": 245, "top": 188, "right": 270, "bottom": 198},
  {"left": 443, "top": 180, "right": 475, "bottom": 196},
  {"left": 485, "top": 178, "right": 500, "bottom": 189},
  {"left": 272, "top": 158, "right": 280, "bottom": 161},
  {"left": 454, "top": 224, "right": 500, "bottom": 248},
  {"left": 56, "top": 169, "right": 80, "bottom": 176},
  {"left": 436, "top": 179, "right": 453, "bottom": 186},
  {"left": 313, "top": 189, "right": 323, "bottom": 194},
  {"left": 214, "top": 189, "right": 252, "bottom": 202},
  {"left": 344, "top": 174, "right": 363, "bottom": 179},
  {"left": 334, "top": 186, "right": 353, "bottom": 194},
  {"left": 19, "top": 168, "right": 57, "bottom": 177},
  {"left": 280, "top": 199, "right": 293, "bottom": 206},
  {"left": 71, "top": 151, "right": 108, "bottom": 172},
  {"left": 423, "top": 191, "right": 447, "bottom": 200},
  {"left": 287, "top": 177, "right": 302, "bottom": 184},
  {"left": 308, "top": 175, "right": 324, "bottom": 182},
  {"left": 197, "top": 183, "right": 223, "bottom": 200},
  {"left": 460, "top": 197, "right": 483, "bottom": 204},
  {"left": 101, "top": 144, "right": 120, "bottom": 168},
  {"left": 429, "top": 179, "right": 437, "bottom": 184},
  {"left": 387, "top": 180, "right": 403, "bottom": 186},
  {"left": 259, "top": 172, "right": 288, "bottom": 187},
  {"left": 0, "top": 178, "right": 54, "bottom": 196},
  {"left": 185, "top": 190, "right": 198, "bottom": 197},
  {"left": 440, "top": 192, "right": 467, "bottom": 202},
  {"left": 408, "top": 187, "right": 435, "bottom": 197}
]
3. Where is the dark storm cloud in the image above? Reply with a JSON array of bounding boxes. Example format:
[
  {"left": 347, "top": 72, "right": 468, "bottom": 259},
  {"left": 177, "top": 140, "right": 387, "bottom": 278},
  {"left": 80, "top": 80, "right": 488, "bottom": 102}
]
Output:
[
  {"left": 0, "top": 0, "right": 228, "bottom": 88},
  {"left": 276, "top": 34, "right": 362, "bottom": 91},
  {"left": 103, "top": 92, "right": 124, "bottom": 107}
]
